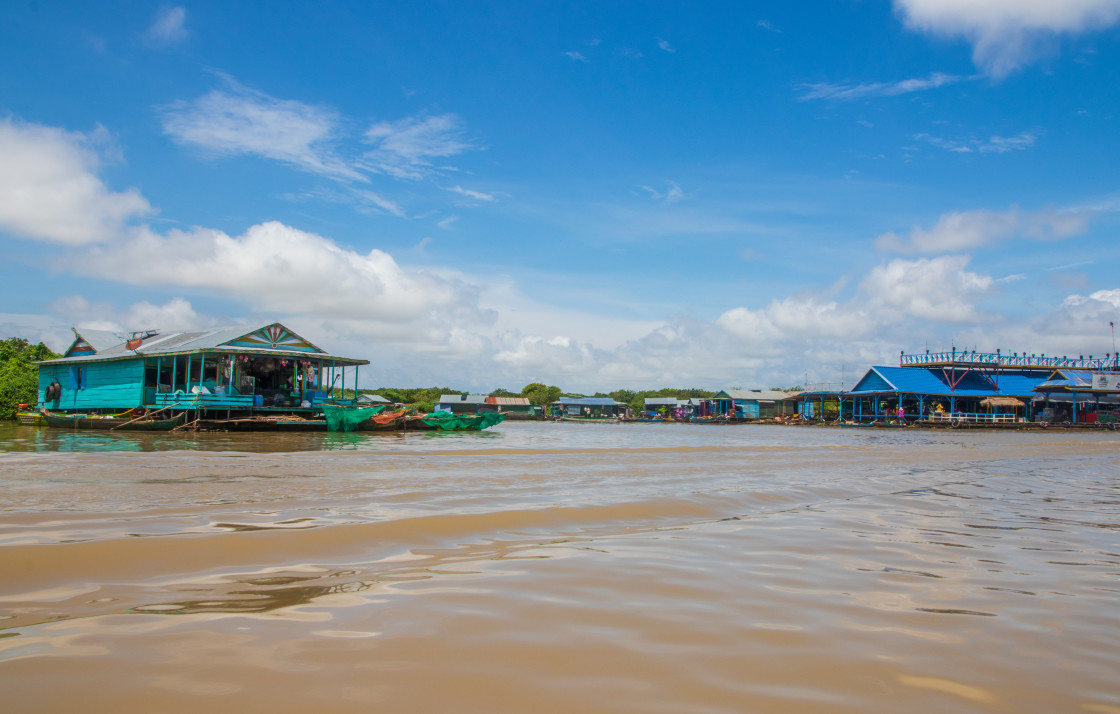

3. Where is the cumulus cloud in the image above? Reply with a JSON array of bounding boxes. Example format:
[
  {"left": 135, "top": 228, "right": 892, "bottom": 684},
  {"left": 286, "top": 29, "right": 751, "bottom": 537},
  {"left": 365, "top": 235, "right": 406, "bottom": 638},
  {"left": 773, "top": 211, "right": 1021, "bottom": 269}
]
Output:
[
  {"left": 894, "top": 0, "right": 1120, "bottom": 76},
  {"left": 800, "top": 72, "right": 962, "bottom": 101},
  {"left": 861, "top": 256, "right": 994, "bottom": 323},
  {"left": 0, "top": 119, "right": 152, "bottom": 244},
  {"left": 875, "top": 206, "right": 1090, "bottom": 253},
  {"left": 144, "top": 6, "right": 188, "bottom": 46},
  {"left": 161, "top": 78, "right": 362, "bottom": 180},
  {"left": 362, "top": 114, "right": 475, "bottom": 180},
  {"left": 50, "top": 295, "right": 206, "bottom": 333},
  {"left": 717, "top": 257, "right": 995, "bottom": 362},
  {"left": 65, "top": 221, "right": 496, "bottom": 349}
]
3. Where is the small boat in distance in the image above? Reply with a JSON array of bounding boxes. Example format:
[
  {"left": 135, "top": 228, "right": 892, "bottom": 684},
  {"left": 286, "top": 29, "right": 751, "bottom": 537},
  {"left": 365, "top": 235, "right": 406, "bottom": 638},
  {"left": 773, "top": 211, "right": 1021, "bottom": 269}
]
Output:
[{"left": 41, "top": 409, "right": 187, "bottom": 432}]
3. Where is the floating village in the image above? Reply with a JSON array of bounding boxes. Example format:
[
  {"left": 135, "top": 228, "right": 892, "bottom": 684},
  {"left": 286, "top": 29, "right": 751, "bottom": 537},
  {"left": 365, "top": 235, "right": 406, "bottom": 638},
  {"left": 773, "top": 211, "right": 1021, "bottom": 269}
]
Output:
[{"left": 16, "top": 321, "right": 1120, "bottom": 432}]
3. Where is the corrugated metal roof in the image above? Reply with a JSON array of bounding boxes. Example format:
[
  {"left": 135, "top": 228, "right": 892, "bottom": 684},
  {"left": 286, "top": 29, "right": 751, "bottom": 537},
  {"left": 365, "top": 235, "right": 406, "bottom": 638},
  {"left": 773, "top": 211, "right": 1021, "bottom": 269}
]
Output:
[
  {"left": 72, "top": 328, "right": 129, "bottom": 352},
  {"left": 438, "top": 394, "right": 488, "bottom": 404},
  {"left": 718, "top": 389, "right": 793, "bottom": 401},
  {"left": 488, "top": 397, "right": 530, "bottom": 405},
  {"left": 357, "top": 394, "right": 391, "bottom": 403},
  {"left": 849, "top": 367, "right": 1047, "bottom": 397},
  {"left": 644, "top": 398, "right": 684, "bottom": 407},
  {"left": 558, "top": 397, "right": 621, "bottom": 406},
  {"left": 38, "top": 323, "right": 367, "bottom": 365}
]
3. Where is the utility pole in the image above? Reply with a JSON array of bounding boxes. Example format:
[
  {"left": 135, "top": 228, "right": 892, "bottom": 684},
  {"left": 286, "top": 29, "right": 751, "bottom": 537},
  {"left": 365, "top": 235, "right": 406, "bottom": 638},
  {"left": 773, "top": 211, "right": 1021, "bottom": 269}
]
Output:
[{"left": 1111, "top": 321, "right": 1116, "bottom": 369}]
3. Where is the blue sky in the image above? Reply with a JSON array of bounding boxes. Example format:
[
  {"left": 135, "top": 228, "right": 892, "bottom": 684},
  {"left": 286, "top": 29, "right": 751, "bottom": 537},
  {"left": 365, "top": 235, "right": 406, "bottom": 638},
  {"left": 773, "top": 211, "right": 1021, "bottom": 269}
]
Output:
[{"left": 2, "top": 1, "right": 1119, "bottom": 391}]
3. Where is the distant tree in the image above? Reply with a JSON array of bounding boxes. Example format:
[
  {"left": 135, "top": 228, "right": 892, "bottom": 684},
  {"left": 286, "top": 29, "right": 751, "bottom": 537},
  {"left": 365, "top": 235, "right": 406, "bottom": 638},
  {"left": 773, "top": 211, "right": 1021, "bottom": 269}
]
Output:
[
  {"left": 489, "top": 387, "right": 517, "bottom": 398},
  {"left": 0, "top": 337, "right": 60, "bottom": 421},
  {"left": 520, "top": 382, "right": 562, "bottom": 407}
]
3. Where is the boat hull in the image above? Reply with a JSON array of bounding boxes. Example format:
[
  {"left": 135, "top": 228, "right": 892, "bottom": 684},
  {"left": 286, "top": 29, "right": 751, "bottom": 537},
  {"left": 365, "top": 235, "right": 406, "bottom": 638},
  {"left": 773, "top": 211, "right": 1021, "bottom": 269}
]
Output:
[{"left": 42, "top": 410, "right": 187, "bottom": 432}]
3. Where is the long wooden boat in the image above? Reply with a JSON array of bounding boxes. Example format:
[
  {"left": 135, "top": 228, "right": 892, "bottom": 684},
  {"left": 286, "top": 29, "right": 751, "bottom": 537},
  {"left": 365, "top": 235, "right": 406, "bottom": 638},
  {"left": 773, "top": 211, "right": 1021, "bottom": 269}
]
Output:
[
  {"left": 41, "top": 409, "right": 187, "bottom": 432},
  {"left": 559, "top": 416, "right": 620, "bottom": 424}
]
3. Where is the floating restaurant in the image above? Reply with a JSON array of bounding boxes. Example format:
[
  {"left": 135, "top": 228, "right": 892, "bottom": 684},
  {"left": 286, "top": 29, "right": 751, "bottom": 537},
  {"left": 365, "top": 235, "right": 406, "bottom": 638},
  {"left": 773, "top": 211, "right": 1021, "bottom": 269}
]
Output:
[
  {"left": 36, "top": 323, "right": 368, "bottom": 418},
  {"left": 796, "top": 349, "right": 1120, "bottom": 425}
]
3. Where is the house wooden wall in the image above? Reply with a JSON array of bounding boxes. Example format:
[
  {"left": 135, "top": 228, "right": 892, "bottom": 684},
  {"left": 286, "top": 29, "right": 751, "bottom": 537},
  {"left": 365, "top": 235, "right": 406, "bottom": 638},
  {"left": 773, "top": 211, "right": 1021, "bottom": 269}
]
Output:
[{"left": 39, "top": 360, "right": 145, "bottom": 411}]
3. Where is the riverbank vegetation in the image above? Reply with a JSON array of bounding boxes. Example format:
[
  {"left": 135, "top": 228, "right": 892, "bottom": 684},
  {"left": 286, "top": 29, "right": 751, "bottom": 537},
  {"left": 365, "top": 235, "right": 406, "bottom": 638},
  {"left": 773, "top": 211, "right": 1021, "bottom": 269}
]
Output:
[{"left": 0, "top": 338, "right": 58, "bottom": 420}]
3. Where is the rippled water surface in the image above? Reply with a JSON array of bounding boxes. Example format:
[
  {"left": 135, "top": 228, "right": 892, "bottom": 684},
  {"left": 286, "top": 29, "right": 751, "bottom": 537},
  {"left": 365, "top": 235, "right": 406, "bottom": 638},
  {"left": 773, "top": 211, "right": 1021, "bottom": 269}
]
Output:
[{"left": 1, "top": 421, "right": 1118, "bottom": 713}]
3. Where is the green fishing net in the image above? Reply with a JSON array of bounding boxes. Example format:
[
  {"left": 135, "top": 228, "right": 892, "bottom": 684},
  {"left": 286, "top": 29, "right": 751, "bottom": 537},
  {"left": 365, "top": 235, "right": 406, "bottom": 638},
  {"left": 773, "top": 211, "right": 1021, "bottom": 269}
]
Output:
[
  {"left": 420, "top": 411, "right": 506, "bottom": 431},
  {"left": 323, "top": 405, "right": 386, "bottom": 432}
]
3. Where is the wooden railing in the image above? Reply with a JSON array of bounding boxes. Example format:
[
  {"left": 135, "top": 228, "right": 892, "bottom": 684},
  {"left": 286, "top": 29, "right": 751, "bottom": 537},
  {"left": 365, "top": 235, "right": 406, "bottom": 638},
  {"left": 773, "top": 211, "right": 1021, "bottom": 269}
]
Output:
[
  {"left": 901, "top": 351, "right": 1115, "bottom": 370},
  {"left": 927, "top": 412, "right": 1021, "bottom": 424},
  {"left": 154, "top": 392, "right": 255, "bottom": 409}
]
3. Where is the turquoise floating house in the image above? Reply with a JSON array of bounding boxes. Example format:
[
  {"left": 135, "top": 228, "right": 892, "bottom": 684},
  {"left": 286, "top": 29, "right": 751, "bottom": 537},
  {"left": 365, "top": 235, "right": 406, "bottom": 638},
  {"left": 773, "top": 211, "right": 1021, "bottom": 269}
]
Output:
[{"left": 36, "top": 323, "right": 369, "bottom": 416}]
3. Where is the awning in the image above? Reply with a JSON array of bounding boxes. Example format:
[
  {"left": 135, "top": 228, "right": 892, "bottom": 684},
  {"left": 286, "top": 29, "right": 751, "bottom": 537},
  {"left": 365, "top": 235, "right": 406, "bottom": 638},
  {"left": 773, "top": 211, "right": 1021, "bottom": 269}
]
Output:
[{"left": 981, "top": 396, "right": 1024, "bottom": 408}]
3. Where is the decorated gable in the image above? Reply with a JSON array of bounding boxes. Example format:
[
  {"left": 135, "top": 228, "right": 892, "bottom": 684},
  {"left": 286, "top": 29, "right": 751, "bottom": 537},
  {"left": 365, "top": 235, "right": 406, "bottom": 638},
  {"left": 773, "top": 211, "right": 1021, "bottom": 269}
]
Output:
[
  {"left": 65, "top": 338, "right": 96, "bottom": 357},
  {"left": 225, "top": 323, "right": 322, "bottom": 353}
]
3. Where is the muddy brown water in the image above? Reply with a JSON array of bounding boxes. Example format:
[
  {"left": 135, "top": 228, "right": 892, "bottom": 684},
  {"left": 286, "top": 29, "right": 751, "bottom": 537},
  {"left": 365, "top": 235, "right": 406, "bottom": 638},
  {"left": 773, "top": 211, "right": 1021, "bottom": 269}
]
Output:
[{"left": 1, "top": 421, "right": 1118, "bottom": 713}]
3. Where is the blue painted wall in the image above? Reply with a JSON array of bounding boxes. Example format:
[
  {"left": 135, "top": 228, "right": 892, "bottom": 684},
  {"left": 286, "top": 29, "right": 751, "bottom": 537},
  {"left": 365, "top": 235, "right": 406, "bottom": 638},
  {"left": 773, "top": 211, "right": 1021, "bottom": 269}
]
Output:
[{"left": 39, "top": 359, "right": 145, "bottom": 411}]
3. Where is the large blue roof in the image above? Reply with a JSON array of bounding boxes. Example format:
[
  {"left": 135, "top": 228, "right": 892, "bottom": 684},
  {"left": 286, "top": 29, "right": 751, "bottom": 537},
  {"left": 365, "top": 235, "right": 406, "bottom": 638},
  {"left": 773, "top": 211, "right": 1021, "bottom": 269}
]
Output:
[{"left": 849, "top": 367, "right": 1047, "bottom": 397}]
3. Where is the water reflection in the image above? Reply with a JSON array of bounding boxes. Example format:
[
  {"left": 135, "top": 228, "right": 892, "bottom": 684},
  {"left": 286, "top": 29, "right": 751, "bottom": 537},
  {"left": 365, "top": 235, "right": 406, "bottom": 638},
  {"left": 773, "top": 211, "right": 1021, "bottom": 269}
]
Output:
[{"left": 130, "top": 574, "right": 374, "bottom": 616}]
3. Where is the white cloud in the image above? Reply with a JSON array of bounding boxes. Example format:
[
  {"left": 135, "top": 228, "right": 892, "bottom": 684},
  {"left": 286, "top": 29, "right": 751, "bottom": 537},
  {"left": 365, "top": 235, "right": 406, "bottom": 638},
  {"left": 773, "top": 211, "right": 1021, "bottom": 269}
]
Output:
[
  {"left": 362, "top": 114, "right": 475, "bottom": 180},
  {"left": 800, "top": 72, "right": 962, "bottom": 101},
  {"left": 1062, "top": 288, "right": 1120, "bottom": 310},
  {"left": 894, "top": 0, "right": 1120, "bottom": 76},
  {"left": 66, "top": 222, "right": 496, "bottom": 349},
  {"left": 161, "top": 78, "right": 363, "bottom": 180},
  {"left": 352, "top": 189, "right": 406, "bottom": 218},
  {"left": 50, "top": 295, "right": 206, "bottom": 333},
  {"left": 915, "top": 130, "right": 1039, "bottom": 153},
  {"left": 719, "top": 294, "right": 874, "bottom": 355},
  {"left": 0, "top": 119, "right": 152, "bottom": 245},
  {"left": 876, "top": 206, "right": 1090, "bottom": 253},
  {"left": 965, "top": 287, "right": 1120, "bottom": 359},
  {"left": 757, "top": 20, "right": 781, "bottom": 33},
  {"left": 144, "top": 6, "right": 188, "bottom": 46},
  {"left": 718, "top": 256, "right": 995, "bottom": 358},
  {"left": 447, "top": 185, "right": 496, "bottom": 202},
  {"left": 860, "top": 256, "right": 994, "bottom": 323},
  {"left": 639, "top": 181, "right": 686, "bottom": 204},
  {"left": 565, "top": 51, "right": 589, "bottom": 62},
  {"left": 657, "top": 38, "right": 676, "bottom": 53}
]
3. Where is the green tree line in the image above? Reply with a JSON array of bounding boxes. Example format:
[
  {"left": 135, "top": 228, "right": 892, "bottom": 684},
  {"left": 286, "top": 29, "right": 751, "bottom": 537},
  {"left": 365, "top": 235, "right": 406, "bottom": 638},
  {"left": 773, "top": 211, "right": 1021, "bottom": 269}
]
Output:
[
  {"left": 354, "top": 384, "right": 721, "bottom": 415},
  {"left": 0, "top": 337, "right": 59, "bottom": 420}
]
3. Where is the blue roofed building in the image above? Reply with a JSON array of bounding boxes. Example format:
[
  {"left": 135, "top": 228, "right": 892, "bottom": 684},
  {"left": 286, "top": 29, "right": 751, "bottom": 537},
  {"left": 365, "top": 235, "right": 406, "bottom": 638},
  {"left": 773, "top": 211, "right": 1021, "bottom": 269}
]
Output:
[
  {"left": 555, "top": 397, "right": 630, "bottom": 418},
  {"left": 794, "top": 349, "right": 1116, "bottom": 424}
]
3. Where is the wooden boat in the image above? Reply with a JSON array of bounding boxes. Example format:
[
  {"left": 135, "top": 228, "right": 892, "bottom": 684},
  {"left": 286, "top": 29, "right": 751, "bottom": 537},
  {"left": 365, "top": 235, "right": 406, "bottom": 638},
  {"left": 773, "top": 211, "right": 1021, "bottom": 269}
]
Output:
[
  {"left": 17, "top": 410, "right": 45, "bottom": 426},
  {"left": 198, "top": 416, "right": 327, "bottom": 431},
  {"left": 358, "top": 410, "right": 408, "bottom": 430},
  {"left": 41, "top": 409, "right": 187, "bottom": 432},
  {"left": 559, "top": 416, "right": 621, "bottom": 424}
]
